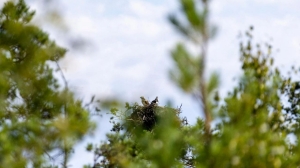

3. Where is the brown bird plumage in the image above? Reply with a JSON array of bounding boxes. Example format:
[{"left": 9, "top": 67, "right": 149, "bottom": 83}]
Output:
[{"left": 140, "top": 96, "right": 150, "bottom": 106}]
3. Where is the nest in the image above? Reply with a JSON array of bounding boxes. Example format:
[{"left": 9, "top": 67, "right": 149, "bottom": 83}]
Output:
[{"left": 128, "top": 97, "right": 183, "bottom": 131}]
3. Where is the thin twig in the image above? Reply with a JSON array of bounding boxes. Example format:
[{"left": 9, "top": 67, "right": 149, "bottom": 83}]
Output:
[
  {"left": 197, "top": 0, "right": 211, "bottom": 144},
  {"left": 55, "top": 60, "right": 68, "bottom": 89}
]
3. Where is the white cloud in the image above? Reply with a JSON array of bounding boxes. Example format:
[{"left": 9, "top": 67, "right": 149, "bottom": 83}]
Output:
[
  {"left": 129, "top": 0, "right": 166, "bottom": 19},
  {"left": 97, "top": 3, "right": 105, "bottom": 13}
]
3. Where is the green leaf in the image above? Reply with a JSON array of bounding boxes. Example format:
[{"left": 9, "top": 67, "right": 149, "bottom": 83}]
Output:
[
  {"left": 86, "top": 143, "right": 93, "bottom": 152},
  {"left": 207, "top": 72, "right": 220, "bottom": 94}
]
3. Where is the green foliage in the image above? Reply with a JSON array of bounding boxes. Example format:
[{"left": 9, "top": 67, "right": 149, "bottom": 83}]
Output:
[
  {"left": 0, "top": 0, "right": 94, "bottom": 167},
  {"left": 3, "top": 0, "right": 298, "bottom": 168},
  {"left": 203, "top": 28, "right": 288, "bottom": 167},
  {"left": 87, "top": 1, "right": 300, "bottom": 168},
  {"left": 87, "top": 98, "right": 189, "bottom": 168},
  {"left": 170, "top": 43, "right": 202, "bottom": 92}
]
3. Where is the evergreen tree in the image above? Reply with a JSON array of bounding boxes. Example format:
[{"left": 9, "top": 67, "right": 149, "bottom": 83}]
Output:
[
  {"left": 1, "top": 0, "right": 299, "bottom": 167},
  {"left": 86, "top": 0, "right": 300, "bottom": 168},
  {"left": 0, "top": 1, "right": 94, "bottom": 167}
]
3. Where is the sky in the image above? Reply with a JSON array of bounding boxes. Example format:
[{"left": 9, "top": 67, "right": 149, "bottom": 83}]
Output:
[{"left": 6, "top": 0, "right": 300, "bottom": 167}]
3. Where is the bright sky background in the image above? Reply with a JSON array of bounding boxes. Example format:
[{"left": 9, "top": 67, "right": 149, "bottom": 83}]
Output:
[{"left": 7, "top": 0, "right": 300, "bottom": 167}]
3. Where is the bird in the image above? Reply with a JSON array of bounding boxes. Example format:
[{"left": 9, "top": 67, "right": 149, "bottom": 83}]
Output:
[
  {"left": 150, "top": 96, "right": 158, "bottom": 105},
  {"left": 140, "top": 96, "right": 150, "bottom": 106}
]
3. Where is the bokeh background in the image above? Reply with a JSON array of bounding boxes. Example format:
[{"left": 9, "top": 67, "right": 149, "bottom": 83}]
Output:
[{"left": 3, "top": 0, "right": 299, "bottom": 167}]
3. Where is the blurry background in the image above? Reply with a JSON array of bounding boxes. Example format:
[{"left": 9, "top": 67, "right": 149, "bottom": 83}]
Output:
[{"left": 3, "top": 0, "right": 300, "bottom": 167}]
